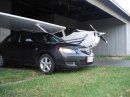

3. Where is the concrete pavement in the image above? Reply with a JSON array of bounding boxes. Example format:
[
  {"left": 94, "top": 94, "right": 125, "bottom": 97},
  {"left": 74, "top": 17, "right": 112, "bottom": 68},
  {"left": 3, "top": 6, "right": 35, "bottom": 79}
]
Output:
[{"left": 94, "top": 60, "right": 130, "bottom": 67}]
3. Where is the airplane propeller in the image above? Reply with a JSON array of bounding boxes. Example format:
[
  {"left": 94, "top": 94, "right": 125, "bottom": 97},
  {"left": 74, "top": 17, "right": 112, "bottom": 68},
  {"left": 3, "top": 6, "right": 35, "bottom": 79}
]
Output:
[{"left": 90, "top": 24, "right": 107, "bottom": 43}]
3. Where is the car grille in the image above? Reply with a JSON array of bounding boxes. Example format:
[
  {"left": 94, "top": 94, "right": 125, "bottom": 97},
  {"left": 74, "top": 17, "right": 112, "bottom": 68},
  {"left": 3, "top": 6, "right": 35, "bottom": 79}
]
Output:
[{"left": 80, "top": 60, "right": 87, "bottom": 65}]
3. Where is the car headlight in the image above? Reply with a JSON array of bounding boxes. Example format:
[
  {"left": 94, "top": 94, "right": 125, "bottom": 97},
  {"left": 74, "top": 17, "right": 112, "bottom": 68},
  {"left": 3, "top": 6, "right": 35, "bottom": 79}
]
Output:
[{"left": 59, "top": 47, "right": 76, "bottom": 53}]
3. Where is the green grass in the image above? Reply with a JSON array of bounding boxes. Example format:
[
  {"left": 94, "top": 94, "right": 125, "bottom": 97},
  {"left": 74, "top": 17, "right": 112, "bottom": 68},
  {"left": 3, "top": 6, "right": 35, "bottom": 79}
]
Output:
[
  {"left": 0, "top": 68, "right": 40, "bottom": 84},
  {"left": 124, "top": 56, "right": 130, "bottom": 60},
  {"left": 0, "top": 67, "right": 130, "bottom": 97}
]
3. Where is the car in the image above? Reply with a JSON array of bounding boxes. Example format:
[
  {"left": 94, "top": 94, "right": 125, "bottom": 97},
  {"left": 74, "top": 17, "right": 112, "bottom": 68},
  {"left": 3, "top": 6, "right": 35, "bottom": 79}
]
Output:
[{"left": 0, "top": 31, "right": 94, "bottom": 74}]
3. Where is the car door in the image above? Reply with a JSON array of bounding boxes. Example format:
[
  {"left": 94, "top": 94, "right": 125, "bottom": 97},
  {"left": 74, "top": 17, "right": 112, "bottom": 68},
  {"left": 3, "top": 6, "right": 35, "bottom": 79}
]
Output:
[
  {"left": 0, "top": 34, "right": 21, "bottom": 63},
  {"left": 19, "top": 33, "right": 38, "bottom": 65}
]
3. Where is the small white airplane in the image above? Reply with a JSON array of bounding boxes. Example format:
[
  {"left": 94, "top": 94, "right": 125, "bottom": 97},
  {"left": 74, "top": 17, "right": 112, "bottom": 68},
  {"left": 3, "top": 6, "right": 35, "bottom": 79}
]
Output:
[
  {"left": 55, "top": 26, "right": 107, "bottom": 49},
  {"left": 0, "top": 12, "right": 107, "bottom": 51}
]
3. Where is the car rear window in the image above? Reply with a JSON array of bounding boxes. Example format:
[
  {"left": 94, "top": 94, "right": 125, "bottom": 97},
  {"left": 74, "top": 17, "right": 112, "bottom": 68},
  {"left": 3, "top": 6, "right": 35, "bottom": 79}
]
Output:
[{"left": 6, "top": 34, "right": 20, "bottom": 43}]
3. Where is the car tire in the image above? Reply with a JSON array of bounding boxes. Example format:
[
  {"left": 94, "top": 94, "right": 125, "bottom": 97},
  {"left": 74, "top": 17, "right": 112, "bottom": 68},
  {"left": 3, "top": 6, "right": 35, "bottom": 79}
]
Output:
[
  {"left": 39, "top": 54, "right": 55, "bottom": 75},
  {"left": 0, "top": 54, "right": 5, "bottom": 68}
]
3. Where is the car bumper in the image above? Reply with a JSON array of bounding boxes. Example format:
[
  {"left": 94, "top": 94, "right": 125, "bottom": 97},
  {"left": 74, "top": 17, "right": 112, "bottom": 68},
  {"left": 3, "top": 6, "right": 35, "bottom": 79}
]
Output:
[{"left": 55, "top": 52, "right": 94, "bottom": 69}]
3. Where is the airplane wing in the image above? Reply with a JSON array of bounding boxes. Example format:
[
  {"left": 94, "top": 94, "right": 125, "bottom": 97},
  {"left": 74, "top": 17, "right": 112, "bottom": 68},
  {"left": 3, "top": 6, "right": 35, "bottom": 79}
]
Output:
[{"left": 0, "top": 12, "right": 66, "bottom": 33}]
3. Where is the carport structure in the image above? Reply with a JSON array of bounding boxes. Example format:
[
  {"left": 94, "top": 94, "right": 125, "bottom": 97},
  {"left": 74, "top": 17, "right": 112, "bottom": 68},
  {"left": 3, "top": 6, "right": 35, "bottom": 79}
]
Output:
[{"left": 0, "top": 0, "right": 130, "bottom": 56}]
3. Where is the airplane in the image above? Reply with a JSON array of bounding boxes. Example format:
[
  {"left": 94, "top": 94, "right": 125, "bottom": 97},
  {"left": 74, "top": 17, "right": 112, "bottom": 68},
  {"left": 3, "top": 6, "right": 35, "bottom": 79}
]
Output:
[
  {"left": 55, "top": 25, "right": 107, "bottom": 49},
  {"left": 0, "top": 12, "right": 107, "bottom": 53}
]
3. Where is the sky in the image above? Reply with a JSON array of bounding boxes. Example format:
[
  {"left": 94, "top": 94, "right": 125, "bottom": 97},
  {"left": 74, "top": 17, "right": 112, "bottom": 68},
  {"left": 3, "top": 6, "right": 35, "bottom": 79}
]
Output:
[{"left": 112, "top": 0, "right": 130, "bottom": 15}]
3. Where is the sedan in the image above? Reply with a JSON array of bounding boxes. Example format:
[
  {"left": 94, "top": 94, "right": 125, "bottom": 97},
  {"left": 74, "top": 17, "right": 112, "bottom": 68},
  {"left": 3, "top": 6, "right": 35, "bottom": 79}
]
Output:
[{"left": 0, "top": 31, "right": 93, "bottom": 74}]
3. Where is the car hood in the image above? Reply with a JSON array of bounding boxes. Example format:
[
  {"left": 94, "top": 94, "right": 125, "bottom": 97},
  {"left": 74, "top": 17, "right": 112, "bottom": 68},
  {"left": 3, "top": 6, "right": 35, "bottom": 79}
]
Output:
[
  {"left": 37, "top": 42, "right": 82, "bottom": 50},
  {"left": 56, "top": 43, "right": 81, "bottom": 50}
]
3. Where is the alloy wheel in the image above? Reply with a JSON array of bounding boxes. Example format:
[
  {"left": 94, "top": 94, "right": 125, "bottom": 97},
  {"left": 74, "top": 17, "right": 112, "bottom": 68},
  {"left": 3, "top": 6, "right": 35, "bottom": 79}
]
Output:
[{"left": 39, "top": 54, "right": 54, "bottom": 74}]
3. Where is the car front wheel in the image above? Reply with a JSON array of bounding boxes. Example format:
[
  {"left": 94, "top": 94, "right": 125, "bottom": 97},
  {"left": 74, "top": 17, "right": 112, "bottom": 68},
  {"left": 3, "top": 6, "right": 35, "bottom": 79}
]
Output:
[{"left": 39, "top": 54, "right": 55, "bottom": 75}]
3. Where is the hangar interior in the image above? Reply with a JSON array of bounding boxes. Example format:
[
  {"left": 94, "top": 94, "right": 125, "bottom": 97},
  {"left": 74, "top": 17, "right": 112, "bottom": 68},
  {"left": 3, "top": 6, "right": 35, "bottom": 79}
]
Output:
[{"left": 0, "top": 0, "right": 129, "bottom": 56}]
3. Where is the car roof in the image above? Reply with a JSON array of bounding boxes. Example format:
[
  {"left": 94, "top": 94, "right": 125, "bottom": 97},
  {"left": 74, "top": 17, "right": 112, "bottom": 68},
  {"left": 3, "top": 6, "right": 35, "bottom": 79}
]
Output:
[{"left": 12, "top": 30, "right": 50, "bottom": 35}]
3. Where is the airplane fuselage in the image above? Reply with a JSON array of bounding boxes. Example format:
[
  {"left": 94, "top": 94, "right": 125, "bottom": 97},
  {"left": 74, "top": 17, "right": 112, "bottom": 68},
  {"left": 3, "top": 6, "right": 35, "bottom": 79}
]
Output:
[{"left": 61, "top": 30, "right": 100, "bottom": 48}]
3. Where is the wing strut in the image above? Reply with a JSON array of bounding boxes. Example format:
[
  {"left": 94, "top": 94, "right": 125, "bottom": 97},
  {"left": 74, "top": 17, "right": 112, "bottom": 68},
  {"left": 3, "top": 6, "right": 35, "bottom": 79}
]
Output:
[{"left": 35, "top": 23, "right": 48, "bottom": 33}]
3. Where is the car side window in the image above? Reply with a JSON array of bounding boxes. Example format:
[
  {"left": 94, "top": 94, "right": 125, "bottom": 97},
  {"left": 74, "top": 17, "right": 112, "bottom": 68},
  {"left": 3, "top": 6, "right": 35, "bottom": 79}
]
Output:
[
  {"left": 6, "top": 34, "right": 20, "bottom": 43},
  {"left": 20, "top": 34, "right": 34, "bottom": 43}
]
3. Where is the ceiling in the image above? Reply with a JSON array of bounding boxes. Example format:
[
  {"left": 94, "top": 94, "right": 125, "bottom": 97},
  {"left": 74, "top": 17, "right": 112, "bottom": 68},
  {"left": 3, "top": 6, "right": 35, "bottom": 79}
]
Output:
[{"left": 11, "top": 0, "right": 113, "bottom": 22}]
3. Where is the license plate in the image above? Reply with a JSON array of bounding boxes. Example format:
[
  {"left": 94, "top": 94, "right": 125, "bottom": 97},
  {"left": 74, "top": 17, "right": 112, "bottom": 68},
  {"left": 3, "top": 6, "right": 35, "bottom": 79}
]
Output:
[{"left": 87, "top": 57, "right": 93, "bottom": 62}]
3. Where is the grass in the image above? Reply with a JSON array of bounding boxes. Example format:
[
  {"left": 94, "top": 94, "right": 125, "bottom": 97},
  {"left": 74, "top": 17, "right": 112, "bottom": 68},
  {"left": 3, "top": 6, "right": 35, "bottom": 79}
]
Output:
[
  {"left": 0, "top": 66, "right": 130, "bottom": 97},
  {"left": 124, "top": 56, "right": 130, "bottom": 60},
  {"left": 0, "top": 68, "right": 40, "bottom": 84}
]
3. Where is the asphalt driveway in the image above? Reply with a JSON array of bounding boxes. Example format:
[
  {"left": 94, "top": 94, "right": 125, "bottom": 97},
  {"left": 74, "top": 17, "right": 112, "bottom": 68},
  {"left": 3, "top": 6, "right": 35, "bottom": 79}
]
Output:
[{"left": 94, "top": 60, "right": 130, "bottom": 67}]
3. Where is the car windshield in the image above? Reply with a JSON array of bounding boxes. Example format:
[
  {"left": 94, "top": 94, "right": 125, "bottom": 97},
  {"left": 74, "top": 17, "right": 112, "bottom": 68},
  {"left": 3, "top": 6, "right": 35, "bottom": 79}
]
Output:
[
  {"left": 31, "top": 33, "right": 65, "bottom": 43},
  {"left": 44, "top": 34, "right": 65, "bottom": 43}
]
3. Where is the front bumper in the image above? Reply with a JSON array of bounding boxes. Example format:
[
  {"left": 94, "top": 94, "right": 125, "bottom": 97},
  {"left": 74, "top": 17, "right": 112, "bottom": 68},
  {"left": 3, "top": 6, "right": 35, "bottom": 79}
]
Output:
[{"left": 55, "top": 51, "right": 94, "bottom": 69}]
